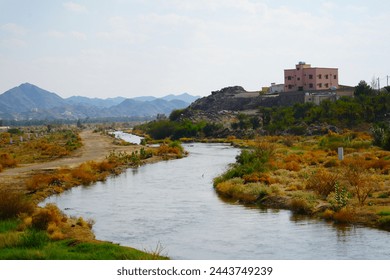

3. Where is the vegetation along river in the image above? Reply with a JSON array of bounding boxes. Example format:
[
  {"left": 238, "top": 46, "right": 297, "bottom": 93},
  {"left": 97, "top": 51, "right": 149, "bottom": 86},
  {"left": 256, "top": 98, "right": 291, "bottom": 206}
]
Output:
[{"left": 42, "top": 141, "right": 390, "bottom": 259}]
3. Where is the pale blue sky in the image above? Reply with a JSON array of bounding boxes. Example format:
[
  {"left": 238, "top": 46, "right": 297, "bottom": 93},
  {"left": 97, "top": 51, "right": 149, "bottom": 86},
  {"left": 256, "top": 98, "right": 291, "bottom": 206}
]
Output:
[{"left": 1, "top": 0, "right": 389, "bottom": 98}]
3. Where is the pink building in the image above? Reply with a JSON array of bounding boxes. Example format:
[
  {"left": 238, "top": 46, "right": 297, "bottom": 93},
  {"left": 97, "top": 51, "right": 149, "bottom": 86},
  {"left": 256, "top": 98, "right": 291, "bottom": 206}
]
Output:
[{"left": 284, "top": 62, "right": 338, "bottom": 92}]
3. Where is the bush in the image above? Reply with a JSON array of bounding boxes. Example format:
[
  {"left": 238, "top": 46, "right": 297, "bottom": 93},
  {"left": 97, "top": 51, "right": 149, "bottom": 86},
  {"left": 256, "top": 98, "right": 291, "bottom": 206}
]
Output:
[
  {"left": 332, "top": 207, "right": 355, "bottom": 224},
  {"left": 0, "top": 191, "right": 34, "bottom": 220},
  {"left": 306, "top": 168, "right": 339, "bottom": 197},
  {"left": 71, "top": 163, "right": 99, "bottom": 185},
  {"left": 0, "top": 153, "right": 17, "bottom": 169},
  {"left": 342, "top": 158, "right": 379, "bottom": 206},
  {"left": 215, "top": 178, "right": 268, "bottom": 203},
  {"left": 31, "top": 204, "right": 64, "bottom": 231}
]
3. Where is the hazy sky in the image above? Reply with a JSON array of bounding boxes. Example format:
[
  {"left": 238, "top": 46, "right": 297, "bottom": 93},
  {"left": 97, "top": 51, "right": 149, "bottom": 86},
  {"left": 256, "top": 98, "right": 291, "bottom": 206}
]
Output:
[{"left": 0, "top": 0, "right": 389, "bottom": 98}]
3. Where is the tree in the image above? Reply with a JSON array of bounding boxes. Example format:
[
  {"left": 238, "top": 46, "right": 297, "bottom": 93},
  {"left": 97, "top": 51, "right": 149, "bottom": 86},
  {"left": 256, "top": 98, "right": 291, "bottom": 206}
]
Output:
[
  {"left": 169, "top": 109, "right": 185, "bottom": 121},
  {"left": 354, "top": 80, "right": 374, "bottom": 97}
]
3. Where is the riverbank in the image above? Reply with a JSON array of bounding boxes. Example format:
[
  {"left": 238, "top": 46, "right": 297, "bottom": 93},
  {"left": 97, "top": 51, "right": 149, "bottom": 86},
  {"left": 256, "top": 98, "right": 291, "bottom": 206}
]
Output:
[
  {"left": 213, "top": 132, "right": 390, "bottom": 232},
  {"left": 0, "top": 129, "right": 182, "bottom": 259}
]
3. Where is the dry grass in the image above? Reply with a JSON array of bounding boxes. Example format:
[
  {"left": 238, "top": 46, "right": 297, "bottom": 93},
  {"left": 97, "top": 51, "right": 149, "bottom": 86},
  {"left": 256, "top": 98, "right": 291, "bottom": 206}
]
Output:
[
  {"left": 215, "top": 178, "right": 268, "bottom": 203},
  {"left": 0, "top": 231, "right": 21, "bottom": 248},
  {"left": 155, "top": 144, "right": 182, "bottom": 158},
  {"left": 290, "top": 198, "right": 312, "bottom": 215},
  {"left": 0, "top": 129, "right": 82, "bottom": 171},
  {"left": 215, "top": 133, "right": 390, "bottom": 229}
]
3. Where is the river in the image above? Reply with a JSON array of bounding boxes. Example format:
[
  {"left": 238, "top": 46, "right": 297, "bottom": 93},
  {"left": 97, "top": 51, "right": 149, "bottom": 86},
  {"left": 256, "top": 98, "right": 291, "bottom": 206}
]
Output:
[{"left": 42, "top": 142, "right": 390, "bottom": 259}]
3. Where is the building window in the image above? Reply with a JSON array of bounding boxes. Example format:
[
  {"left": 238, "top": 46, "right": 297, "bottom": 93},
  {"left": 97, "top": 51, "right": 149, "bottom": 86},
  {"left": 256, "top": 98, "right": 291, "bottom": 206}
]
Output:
[
  {"left": 325, "top": 74, "right": 329, "bottom": 79},
  {"left": 287, "top": 76, "right": 292, "bottom": 80},
  {"left": 334, "top": 75, "right": 337, "bottom": 79},
  {"left": 297, "top": 77, "right": 300, "bottom": 81},
  {"left": 309, "top": 74, "right": 313, "bottom": 79},
  {"left": 318, "top": 74, "right": 322, "bottom": 79},
  {"left": 309, "top": 83, "right": 313, "bottom": 88},
  {"left": 288, "top": 85, "right": 293, "bottom": 89},
  {"left": 318, "top": 83, "right": 322, "bottom": 88},
  {"left": 325, "top": 83, "right": 329, "bottom": 88}
]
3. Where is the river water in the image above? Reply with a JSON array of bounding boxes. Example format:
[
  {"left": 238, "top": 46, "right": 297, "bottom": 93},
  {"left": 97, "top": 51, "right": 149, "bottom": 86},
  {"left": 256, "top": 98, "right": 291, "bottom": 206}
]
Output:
[
  {"left": 111, "top": 131, "right": 144, "bottom": 144},
  {"left": 42, "top": 143, "right": 390, "bottom": 259}
]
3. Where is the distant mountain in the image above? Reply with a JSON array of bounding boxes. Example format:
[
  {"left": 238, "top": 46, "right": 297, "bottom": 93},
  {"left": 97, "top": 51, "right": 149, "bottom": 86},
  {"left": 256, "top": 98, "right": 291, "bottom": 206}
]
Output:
[
  {"left": 161, "top": 93, "right": 200, "bottom": 103},
  {"left": 0, "top": 83, "right": 198, "bottom": 121},
  {"left": 112, "top": 98, "right": 188, "bottom": 117},
  {"left": 132, "top": 93, "right": 200, "bottom": 103},
  {"left": 132, "top": 96, "right": 157, "bottom": 102},
  {"left": 0, "top": 83, "right": 66, "bottom": 114},
  {"left": 66, "top": 96, "right": 126, "bottom": 108}
]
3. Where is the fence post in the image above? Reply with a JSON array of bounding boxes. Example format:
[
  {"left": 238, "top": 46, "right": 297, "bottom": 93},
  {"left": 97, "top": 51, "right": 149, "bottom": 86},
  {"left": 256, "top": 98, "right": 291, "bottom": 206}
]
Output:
[{"left": 338, "top": 147, "right": 344, "bottom": 160}]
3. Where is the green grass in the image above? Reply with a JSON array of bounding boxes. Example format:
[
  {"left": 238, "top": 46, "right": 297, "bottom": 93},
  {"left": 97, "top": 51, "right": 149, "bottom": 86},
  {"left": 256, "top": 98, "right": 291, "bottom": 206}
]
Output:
[
  {"left": 0, "top": 219, "right": 20, "bottom": 233},
  {"left": 0, "top": 237, "right": 169, "bottom": 260},
  {"left": 0, "top": 218, "right": 168, "bottom": 260},
  {"left": 378, "top": 210, "right": 390, "bottom": 216}
]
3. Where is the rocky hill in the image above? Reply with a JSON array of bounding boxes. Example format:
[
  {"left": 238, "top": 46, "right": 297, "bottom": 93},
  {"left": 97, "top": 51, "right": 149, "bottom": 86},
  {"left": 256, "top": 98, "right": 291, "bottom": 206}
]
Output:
[{"left": 180, "top": 86, "right": 305, "bottom": 123}]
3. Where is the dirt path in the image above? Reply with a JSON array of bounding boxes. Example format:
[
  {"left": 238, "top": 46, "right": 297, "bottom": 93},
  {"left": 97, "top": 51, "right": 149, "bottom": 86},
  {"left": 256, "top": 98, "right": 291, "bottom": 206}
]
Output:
[{"left": 0, "top": 130, "right": 140, "bottom": 184}]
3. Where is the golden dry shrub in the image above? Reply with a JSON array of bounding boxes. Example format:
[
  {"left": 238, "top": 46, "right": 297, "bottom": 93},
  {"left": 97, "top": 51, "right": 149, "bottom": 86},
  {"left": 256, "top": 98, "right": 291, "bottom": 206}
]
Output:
[
  {"left": 71, "top": 162, "right": 99, "bottom": 185},
  {"left": 306, "top": 168, "right": 339, "bottom": 197},
  {"left": 96, "top": 160, "right": 117, "bottom": 173},
  {"left": 49, "top": 230, "right": 65, "bottom": 240},
  {"left": 0, "top": 153, "right": 17, "bottom": 169},
  {"left": 284, "top": 161, "right": 301, "bottom": 172},
  {"left": 322, "top": 209, "right": 335, "bottom": 220},
  {"left": 243, "top": 173, "right": 261, "bottom": 183},
  {"left": 215, "top": 179, "right": 267, "bottom": 203},
  {"left": 31, "top": 204, "right": 64, "bottom": 230},
  {"left": 26, "top": 172, "right": 71, "bottom": 191},
  {"left": 366, "top": 158, "right": 390, "bottom": 173},
  {"left": 342, "top": 158, "right": 379, "bottom": 206},
  {"left": 242, "top": 172, "right": 275, "bottom": 184},
  {"left": 0, "top": 190, "right": 34, "bottom": 219},
  {"left": 156, "top": 144, "right": 181, "bottom": 156},
  {"left": 302, "top": 150, "right": 327, "bottom": 166},
  {"left": 258, "top": 174, "right": 275, "bottom": 185},
  {"left": 290, "top": 198, "right": 312, "bottom": 215},
  {"left": 26, "top": 173, "right": 52, "bottom": 191},
  {"left": 284, "top": 153, "right": 303, "bottom": 164},
  {"left": 333, "top": 207, "right": 355, "bottom": 224}
]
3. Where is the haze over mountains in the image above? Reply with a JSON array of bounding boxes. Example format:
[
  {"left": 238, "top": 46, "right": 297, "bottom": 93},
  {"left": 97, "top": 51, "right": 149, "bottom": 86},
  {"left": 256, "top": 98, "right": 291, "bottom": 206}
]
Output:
[{"left": 0, "top": 83, "right": 200, "bottom": 121}]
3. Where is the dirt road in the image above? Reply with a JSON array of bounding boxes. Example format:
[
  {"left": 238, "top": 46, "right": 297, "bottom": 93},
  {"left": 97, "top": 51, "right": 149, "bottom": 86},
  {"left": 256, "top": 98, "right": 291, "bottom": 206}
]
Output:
[{"left": 0, "top": 130, "right": 140, "bottom": 185}]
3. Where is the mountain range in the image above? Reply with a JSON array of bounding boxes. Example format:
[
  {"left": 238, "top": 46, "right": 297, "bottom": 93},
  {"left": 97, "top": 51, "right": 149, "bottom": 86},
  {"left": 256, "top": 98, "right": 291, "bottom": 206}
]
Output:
[{"left": 0, "top": 83, "right": 200, "bottom": 121}]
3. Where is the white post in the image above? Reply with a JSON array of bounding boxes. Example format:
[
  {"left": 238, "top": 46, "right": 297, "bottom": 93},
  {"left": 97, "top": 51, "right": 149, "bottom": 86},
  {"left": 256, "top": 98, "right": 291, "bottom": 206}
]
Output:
[{"left": 338, "top": 147, "right": 344, "bottom": 160}]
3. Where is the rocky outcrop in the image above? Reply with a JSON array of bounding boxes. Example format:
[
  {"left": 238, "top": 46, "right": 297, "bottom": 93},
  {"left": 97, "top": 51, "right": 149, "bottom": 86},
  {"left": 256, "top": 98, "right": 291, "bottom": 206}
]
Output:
[
  {"left": 188, "top": 86, "right": 305, "bottom": 112},
  {"left": 188, "top": 86, "right": 261, "bottom": 113}
]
